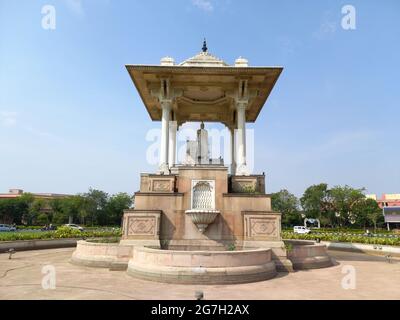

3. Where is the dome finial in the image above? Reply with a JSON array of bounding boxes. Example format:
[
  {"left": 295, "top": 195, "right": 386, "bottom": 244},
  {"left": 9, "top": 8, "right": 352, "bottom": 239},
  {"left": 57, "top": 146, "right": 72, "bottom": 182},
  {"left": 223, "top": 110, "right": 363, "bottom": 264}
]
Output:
[{"left": 202, "top": 38, "right": 208, "bottom": 53}]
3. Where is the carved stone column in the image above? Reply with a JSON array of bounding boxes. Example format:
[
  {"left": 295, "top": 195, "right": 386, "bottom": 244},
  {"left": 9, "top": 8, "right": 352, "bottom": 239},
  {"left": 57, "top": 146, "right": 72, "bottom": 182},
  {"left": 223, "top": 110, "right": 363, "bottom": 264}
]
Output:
[
  {"left": 235, "top": 102, "right": 250, "bottom": 175},
  {"left": 159, "top": 101, "right": 171, "bottom": 174},
  {"left": 168, "top": 120, "right": 177, "bottom": 168},
  {"left": 230, "top": 126, "right": 236, "bottom": 175}
]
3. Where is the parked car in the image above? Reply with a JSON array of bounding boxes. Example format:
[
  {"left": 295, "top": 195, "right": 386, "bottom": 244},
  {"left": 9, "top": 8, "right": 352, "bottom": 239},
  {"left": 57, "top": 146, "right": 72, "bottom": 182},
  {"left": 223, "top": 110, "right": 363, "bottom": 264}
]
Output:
[
  {"left": 41, "top": 224, "right": 57, "bottom": 231},
  {"left": 0, "top": 224, "right": 16, "bottom": 232},
  {"left": 64, "top": 224, "right": 85, "bottom": 232},
  {"left": 293, "top": 226, "right": 311, "bottom": 234}
]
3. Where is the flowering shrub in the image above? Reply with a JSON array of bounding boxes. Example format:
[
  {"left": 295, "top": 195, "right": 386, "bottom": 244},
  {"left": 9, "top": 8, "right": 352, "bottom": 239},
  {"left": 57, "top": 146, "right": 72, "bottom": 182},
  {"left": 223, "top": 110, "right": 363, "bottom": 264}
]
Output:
[
  {"left": 282, "top": 231, "right": 400, "bottom": 246},
  {"left": 0, "top": 228, "right": 121, "bottom": 242},
  {"left": 54, "top": 226, "right": 83, "bottom": 238}
]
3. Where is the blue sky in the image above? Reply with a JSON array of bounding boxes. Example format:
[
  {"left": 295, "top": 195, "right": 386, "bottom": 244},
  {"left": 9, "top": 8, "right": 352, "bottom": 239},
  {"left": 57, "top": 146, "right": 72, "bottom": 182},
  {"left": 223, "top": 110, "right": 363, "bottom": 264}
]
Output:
[{"left": 0, "top": 0, "right": 399, "bottom": 197}]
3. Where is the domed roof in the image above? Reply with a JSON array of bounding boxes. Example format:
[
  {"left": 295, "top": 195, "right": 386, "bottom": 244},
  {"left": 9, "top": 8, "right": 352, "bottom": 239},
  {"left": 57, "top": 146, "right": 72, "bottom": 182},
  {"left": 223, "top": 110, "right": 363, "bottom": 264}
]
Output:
[
  {"left": 179, "top": 51, "right": 229, "bottom": 67},
  {"left": 126, "top": 40, "right": 283, "bottom": 126},
  {"left": 234, "top": 56, "right": 249, "bottom": 67}
]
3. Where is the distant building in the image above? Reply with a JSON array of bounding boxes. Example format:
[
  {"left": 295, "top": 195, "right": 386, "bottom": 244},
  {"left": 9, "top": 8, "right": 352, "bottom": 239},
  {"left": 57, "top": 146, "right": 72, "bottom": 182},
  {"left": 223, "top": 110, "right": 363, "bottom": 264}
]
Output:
[
  {"left": 383, "top": 207, "right": 400, "bottom": 230},
  {"left": 0, "top": 189, "right": 71, "bottom": 213},
  {"left": 366, "top": 194, "right": 400, "bottom": 230},
  {"left": 366, "top": 193, "right": 400, "bottom": 208}
]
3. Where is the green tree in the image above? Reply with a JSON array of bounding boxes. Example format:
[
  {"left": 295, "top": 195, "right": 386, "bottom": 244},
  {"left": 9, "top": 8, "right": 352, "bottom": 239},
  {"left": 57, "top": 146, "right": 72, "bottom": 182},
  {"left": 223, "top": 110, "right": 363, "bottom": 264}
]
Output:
[
  {"left": 19, "top": 193, "right": 35, "bottom": 225},
  {"left": 84, "top": 188, "right": 109, "bottom": 226},
  {"left": 27, "top": 198, "right": 47, "bottom": 225},
  {"left": 60, "top": 196, "right": 84, "bottom": 224},
  {"left": 352, "top": 198, "right": 379, "bottom": 229},
  {"left": 105, "top": 193, "right": 133, "bottom": 225},
  {"left": 37, "top": 213, "right": 49, "bottom": 225},
  {"left": 363, "top": 199, "right": 384, "bottom": 231},
  {"left": 329, "top": 185, "right": 365, "bottom": 227},
  {"left": 0, "top": 198, "right": 28, "bottom": 224},
  {"left": 300, "top": 183, "right": 333, "bottom": 226},
  {"left": 49, "top": 198, "right": 67, "bottom": 224},
  {"left": 271, "top": 189, "right": 301, "bottom": 226}
]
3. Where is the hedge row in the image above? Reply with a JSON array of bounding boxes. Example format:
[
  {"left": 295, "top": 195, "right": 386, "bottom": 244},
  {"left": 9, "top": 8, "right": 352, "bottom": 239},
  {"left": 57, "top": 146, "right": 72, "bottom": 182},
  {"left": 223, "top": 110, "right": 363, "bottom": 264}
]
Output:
[
  {"left": 0, "top": 227, "right": 121, "bottom": 242},
  {"left": 282, "top": 231, "right": 400, "bottom": 246}
]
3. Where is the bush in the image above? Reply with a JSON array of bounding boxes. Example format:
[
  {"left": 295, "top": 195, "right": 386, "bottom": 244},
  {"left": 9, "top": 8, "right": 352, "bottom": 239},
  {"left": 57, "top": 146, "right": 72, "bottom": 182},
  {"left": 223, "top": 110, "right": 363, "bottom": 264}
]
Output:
[
  {"left": 87, "top": 237, "right": 120, "bottom": 243},
  {"left": 0, "top": 228, "right": 121, "bottom": 242},
  {"left": 282, "top": 231, "right": 400, "bottom": 246},
  {"left": 16, "top": 225, "right": 43, "bottom": 230},
  {"left": 54, "top": 226, "right": 82, "bottom": 238}
]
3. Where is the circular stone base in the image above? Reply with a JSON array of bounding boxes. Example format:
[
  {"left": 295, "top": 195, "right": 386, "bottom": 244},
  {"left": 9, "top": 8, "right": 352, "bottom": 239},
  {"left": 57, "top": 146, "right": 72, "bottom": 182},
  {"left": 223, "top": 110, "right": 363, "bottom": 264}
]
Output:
[
  {"left": 285, "top": 240, "right": 333, "bottom": 270},
  {"left": 127, "top": 247, "right": 277, "bottom": 284},
  {"left": 70, "top": 240, "right": 132, "bottom": 269}
]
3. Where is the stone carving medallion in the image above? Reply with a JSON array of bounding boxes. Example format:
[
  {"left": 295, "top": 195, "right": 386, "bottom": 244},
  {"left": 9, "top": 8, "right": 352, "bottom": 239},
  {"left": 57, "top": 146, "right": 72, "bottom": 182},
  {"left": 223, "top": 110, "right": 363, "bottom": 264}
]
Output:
[
  {"left": 243, "top": 213, "right": 281, "bottom": 241},
  {"left": 250, "top": 218, "right": 277, "bottom": 237},
  {"left": 128, "top": 217, "right": 156, "bottom": 236}
]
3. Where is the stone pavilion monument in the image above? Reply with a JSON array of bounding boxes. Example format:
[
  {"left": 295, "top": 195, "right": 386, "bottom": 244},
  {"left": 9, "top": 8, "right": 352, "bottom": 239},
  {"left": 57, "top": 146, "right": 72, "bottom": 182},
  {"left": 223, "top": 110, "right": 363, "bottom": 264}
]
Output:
[
  {"left": 122, "top": 41, "right": 291, "bottom": 270},
  {"left": 71, "top": 41, "right": 332, "bottom": 283}
]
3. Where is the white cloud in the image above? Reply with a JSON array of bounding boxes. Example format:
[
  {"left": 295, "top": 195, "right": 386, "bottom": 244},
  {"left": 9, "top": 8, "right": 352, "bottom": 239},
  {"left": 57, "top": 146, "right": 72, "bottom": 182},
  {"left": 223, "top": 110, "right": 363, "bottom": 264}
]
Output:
[
  {"left": 24, "top": 126, "right": 60, "bottom": 141},
  {"left": 192, "top": 0, "right": 214, "bottom": 12},
  {"left": 65, "top": 0, "right": 84, "bottom": 17},
  {"left": 0, "top": 111, "right": 17, "bottom": 127}
]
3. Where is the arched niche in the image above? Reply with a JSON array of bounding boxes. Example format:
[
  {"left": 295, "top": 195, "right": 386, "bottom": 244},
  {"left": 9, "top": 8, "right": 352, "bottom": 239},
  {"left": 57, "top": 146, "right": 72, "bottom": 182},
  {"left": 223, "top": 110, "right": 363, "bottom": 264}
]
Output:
[{"left": 191, "top": 180, "right": 215, "bottom": 210}]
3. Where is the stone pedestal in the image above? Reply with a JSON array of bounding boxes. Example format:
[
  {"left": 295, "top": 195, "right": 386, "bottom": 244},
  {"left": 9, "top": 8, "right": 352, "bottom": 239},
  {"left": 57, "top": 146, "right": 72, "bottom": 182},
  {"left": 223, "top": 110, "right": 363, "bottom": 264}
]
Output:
[
  {"left": 241, "top": 212, "right": 293, "bottom": 272},
  {"left": 122, "top": 166, "right": 293, "bottom": 272},
  {"left": 120, "top": 210, "right": 161, "bottom": 248}
]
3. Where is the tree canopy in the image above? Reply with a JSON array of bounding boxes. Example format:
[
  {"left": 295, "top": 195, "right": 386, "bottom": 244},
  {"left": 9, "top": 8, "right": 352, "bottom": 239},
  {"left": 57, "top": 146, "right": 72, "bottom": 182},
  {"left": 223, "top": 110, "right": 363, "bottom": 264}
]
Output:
[
  {"left": 0, "top": 189, "right": 133, "bottom": 226},
  {"left": 276, "top": 184, "right": 384, "bottom": 229},
  {"left": 271, "top": 189, "right": 302, "bottom": 226}
]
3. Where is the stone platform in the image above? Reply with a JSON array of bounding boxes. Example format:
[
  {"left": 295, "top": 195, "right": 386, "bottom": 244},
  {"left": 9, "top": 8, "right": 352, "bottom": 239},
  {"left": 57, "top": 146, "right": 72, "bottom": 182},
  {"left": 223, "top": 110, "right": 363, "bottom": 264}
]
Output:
[
  {"left": 127, "top": 247, "right": 276, "bottom": 284},
  {"left": 121, "top": 165, "right": 294, "bottom": 273},
  {"left": 71, "top": 239, "right": 332, "bottom": 281},
  {"left": 2, "top": 248, "right": 399, "bottom": 300}
]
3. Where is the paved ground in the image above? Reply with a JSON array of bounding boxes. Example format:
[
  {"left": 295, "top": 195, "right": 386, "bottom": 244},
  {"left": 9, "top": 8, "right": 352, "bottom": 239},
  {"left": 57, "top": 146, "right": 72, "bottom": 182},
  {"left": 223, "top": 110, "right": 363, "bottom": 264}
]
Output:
[{"left": 0, "top": 248, "right": 399, "bottom": 300}]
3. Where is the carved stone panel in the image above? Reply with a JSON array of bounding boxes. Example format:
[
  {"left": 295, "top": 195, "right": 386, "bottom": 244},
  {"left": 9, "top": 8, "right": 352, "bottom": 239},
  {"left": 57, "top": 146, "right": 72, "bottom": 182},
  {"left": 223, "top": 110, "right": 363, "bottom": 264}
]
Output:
[
  {"left": 243, "top": 212, "right": 281, "bottom": 241},
  {"left": 250, "top": 219, "right": 277, "bottom": 237},
  {"left": 231, "top": 175, "right": 265, "bottom": 193},
  {"left": 140, "top": 174, "right": 175, "bottom": 192},
  {"left": 122, "top": 210, "right": 161, "bottom": 240},
  {"left": 128, "top": 217, "right": 156, "bottom": 236},
  {"left": 236, "top": 180, "right": 256, "bottom": 192},
  {"left": 152, "top": 180, "right": 172, "bottom": 192}
]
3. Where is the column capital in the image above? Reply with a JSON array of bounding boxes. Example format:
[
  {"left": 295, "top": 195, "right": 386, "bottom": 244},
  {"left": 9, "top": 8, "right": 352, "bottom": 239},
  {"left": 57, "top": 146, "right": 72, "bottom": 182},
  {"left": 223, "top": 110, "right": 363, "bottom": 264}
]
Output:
[
  {"left": 150, "top": 82, "right": 182, "bottom": 107},
  {"left": 235, "top": 100, "right": 248, "bottom": 111},
  {"left": 160, "top": 98, "right": 172, "bottom": 105}
]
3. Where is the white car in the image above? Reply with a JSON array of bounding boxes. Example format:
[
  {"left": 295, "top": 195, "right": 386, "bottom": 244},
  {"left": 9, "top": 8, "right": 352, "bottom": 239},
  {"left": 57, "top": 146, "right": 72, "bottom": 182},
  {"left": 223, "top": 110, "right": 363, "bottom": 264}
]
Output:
[
  {"left": 64, "top": 224, "right": 85, "bottom": 231},
  {"left": 0, "top": 224, "right": 16, "bottom": 232},
  {"left": 293, "top": 226, "right": 311, "bottom": 234}
]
